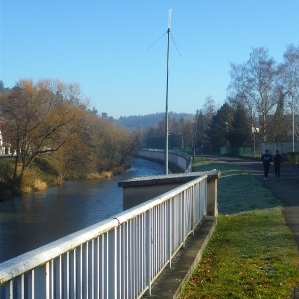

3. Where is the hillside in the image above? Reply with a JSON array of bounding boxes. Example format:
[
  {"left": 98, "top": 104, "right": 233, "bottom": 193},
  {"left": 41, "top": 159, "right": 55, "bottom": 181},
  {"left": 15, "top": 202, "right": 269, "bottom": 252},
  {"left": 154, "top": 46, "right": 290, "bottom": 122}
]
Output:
[{"left": 114, "top": 112, "right": 194, "bottom": 130}]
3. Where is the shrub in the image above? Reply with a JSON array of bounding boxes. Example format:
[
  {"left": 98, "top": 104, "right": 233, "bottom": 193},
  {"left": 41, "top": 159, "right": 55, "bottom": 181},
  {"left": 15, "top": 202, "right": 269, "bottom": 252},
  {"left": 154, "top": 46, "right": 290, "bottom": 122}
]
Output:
[
  {"left": 86, "top": 171, "right": 113, "bottom": 180},
  {"left": 287, "top": 152, "right": 299, "bottom": 164},
  {"left": 34, "top": 179, "right": 47, "bottom": 191}
]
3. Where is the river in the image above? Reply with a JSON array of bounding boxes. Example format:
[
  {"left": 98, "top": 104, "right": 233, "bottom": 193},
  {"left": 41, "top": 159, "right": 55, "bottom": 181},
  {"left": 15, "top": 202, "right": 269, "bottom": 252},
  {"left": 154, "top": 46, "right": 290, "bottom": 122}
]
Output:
[{"left": 0, "top": 158, "right": 171, "bottom": 263}]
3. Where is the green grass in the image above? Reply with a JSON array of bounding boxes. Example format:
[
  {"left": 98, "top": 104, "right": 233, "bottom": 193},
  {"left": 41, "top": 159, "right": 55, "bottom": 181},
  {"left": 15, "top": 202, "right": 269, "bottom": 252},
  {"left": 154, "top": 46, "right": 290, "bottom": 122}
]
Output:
[{"left": 179, "top": 157, "right": 299, "bottom": 299}]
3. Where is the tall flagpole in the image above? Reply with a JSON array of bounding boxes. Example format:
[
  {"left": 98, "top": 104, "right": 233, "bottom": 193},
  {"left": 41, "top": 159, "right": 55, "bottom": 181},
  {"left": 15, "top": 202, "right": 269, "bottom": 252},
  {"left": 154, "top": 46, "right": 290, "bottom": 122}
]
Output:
[{"left": 165, "top": 9, "right": 171, "bottom": 174}]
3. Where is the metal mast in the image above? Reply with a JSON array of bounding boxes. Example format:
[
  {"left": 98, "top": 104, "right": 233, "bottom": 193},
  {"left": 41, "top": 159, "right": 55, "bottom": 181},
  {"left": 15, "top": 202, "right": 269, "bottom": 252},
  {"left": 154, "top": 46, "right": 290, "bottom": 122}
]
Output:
[{"left": 165, "top": 9, "right": 171, "bottom": 174}]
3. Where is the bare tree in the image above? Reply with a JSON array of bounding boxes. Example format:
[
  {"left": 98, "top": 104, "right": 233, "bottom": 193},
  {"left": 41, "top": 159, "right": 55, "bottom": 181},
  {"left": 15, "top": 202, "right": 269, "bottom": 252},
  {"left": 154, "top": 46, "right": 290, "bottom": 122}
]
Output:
[
  {"left": 0, "top": 79, "right": 87, "bottom": 188},
  {"left": 228, "top": 47, "right": 279, "bottom": 141},
  {"left": 280, "top": 45, "right": 299, "bottom": 115},
  {"left": 202, "top": 96, "right": 216, "bottom": 123},
  {"left": 41, "top": 131, "right": 90, "bottom": 184}
]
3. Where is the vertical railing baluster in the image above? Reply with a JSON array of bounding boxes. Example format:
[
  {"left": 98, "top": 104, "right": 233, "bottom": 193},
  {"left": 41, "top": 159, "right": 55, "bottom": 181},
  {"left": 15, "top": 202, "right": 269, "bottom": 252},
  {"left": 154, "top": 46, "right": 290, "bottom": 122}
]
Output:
[
  {"left": 127, "top": 222, "right": 130, "bottom": 299},
  {"left": 137, "top": 216, "right": 140, "bottom": 295},
  {"left": 16, "top": 273, "right": 24, "bottom": 299},
  {"left": 147, "top": 208, "right": 152, "bottom": 295},
  {"left": 54, "top": 255, "right": 62, "bottom": 298},
  {"left": 34, "top": 263, "right": 50, "bottom": 299},
  {"left": 134, "top": 218, "right": 137, "bottom": 297},
  {"left": 139, "top": 214, "right": 143, "bottom": 294},
  {"left": 124, "top": 222, "right": 127, "bottom": 299},
  {"left": 100, "top": 235, "right": 105, "bottom": 299},
  {"left": 165, "top": 201, "right": 168, "bottom": 265},
  {"left": 114, "top": 228, "right": 118, "bottom": 299},
  {"left": 192, "top": 185, "right": 196, "bottom": 230},
  {"left": 127, "top": 220, "right": 133, "bottom": 298},
  {"left": 27, "top": 269, "right": 33, "bottom": 299},
  {"left": 143, "top": 213, "right": 147, "bottom": 291},
  {"left": 62, "top": 252, "right": 69, "bottom": 299},
  {"left": 161, "top": 202, "right": 164, "bottom": 267},
  {"left": 77, "top": 245, "right": 83, "bottom": 299},
  {"left": 121, "top": 225, "right": 125, "bottom": 299},
  {"left": 169, "top": 198, "right": 172, "bottom": 268},
  {"left": 95, "top": 237, "right": 100, "bottom": 299},
  {"left": 69, "top": 248, "right": 76, "bottom": 299},
  {"left": 5, "top": 280, "right": 13, "bottom": 299},
  {"left": 89, "top": 239, "right": 95, "bottom": 299},
  {"left": 82, "top": 243, "right": 88, "bottom": 299},
  {"left": 101, "top": 234, "right": 106, "bottom": 298},
  {"left": 116, "top": 226, "right": 122, "bottom": 299},
  {"left": 136, "top": 217, "right": 139, "bottom": 298},
  {"left": 155, "top": 206, "right": 158, "bottom": 275},
  {"left": 183, "top": 190, "right": 186, "bottom": 247},
  {"left": 105, "top": 232, "right": 109, "bottom": 299},
  {"left": 50, "top": 259, "right": 54, "bottom": 299}
]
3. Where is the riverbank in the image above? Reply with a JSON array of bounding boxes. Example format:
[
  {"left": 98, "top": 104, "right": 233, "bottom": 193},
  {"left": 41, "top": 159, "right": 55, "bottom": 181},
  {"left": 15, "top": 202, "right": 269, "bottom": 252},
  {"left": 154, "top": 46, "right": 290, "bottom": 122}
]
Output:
[
  {"left": 0, "top": 161, "right": 131, "bottom": 202},
  {"left": 0, "top": 158, "right": 168, "bottom": 263}
]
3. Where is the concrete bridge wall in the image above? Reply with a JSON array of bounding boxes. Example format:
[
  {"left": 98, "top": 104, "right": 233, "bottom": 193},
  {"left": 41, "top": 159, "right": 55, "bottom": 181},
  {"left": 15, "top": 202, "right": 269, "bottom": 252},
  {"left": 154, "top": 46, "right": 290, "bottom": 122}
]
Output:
[{"left": 136, "top": 148, "right": 191, "bottom": 173}]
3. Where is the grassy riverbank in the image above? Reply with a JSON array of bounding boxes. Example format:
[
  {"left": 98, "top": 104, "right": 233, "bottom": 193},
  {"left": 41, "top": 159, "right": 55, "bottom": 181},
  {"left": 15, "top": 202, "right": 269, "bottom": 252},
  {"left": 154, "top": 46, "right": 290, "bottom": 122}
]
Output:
[
  {"left": 0, "top": 157, "right": 130, "bottom": 201},
  {"left": 179, "top": 157, "right": 299, "bottom": 298}
]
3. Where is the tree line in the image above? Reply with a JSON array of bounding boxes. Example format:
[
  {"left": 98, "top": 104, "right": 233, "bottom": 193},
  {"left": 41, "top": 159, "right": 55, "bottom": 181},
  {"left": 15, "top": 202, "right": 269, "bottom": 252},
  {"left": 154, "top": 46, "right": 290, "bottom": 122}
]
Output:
[
  {"left": 2, "top": 44, "right": 299, "bottom": 193},
  {"left": 0, "top": 79, "right": 138, "bottom": 194},
  {"left": 139, "top": 45, "right": 299, "bottom": 153}
]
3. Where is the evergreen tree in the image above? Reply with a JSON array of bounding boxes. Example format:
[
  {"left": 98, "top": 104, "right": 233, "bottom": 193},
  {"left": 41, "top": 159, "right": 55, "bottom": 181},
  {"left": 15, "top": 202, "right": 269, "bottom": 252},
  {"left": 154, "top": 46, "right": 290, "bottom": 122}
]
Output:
[
  {"left": 205, "top": 103, "right": 234, "bottom": 151},
  {"left": 227, "top": 103, "right": 252, "bottom": 147}
]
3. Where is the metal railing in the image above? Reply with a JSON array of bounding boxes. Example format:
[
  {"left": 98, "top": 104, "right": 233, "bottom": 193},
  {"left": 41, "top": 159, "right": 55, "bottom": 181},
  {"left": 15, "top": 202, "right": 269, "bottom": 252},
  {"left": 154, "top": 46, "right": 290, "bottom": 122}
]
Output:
[{"left": 0, "top": 176, "right": 207, "bottom": 299}]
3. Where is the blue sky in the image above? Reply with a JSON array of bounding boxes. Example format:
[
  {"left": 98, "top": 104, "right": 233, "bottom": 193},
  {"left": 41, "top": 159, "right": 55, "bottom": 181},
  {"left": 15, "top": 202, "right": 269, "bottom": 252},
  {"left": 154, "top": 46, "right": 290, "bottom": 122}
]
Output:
[{"left": 1, "top": 1, "right": 299, "bottom": 119}]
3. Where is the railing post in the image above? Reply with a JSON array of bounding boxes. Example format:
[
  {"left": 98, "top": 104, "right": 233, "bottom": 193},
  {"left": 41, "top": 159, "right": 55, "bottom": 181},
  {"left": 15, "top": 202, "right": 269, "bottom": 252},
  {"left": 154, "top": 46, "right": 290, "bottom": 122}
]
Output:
[
  {"left": 207, "top": 177, "right": 218, "bottom": 217},
  {"left": 182, "top": 191, "right": 185, "bottom": 248}
]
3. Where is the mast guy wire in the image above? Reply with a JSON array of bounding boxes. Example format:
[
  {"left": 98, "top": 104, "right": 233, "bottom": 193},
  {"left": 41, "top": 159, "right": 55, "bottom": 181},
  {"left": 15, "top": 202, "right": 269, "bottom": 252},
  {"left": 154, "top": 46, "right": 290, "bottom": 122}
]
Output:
[
  {"left": 146, "top": 32, "right": 167, "bottom": 52},
  {"left": 171, "top": 33, "right": 181, "bottom": 56}
]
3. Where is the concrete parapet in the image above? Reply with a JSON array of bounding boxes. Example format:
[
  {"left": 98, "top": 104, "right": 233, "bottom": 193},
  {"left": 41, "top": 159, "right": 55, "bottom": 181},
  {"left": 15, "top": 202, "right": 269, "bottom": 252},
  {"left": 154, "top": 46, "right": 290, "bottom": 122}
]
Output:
[
  {"left": 118, "top": 170, "right": 220, "bottom": 216},
  {"left": 136, "top": 148, "right": 191, "bottom": 173}
]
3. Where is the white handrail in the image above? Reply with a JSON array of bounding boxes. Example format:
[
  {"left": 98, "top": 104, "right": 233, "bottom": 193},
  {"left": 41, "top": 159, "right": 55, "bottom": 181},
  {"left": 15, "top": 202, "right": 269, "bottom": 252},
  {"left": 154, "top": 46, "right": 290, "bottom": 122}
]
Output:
[{"left": 0, "top": 176, "right": 207, "bottom": 299}]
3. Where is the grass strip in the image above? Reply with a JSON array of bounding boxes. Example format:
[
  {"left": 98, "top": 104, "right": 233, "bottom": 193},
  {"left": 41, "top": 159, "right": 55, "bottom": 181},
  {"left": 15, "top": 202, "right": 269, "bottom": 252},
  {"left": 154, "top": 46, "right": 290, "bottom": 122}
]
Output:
[{"left": 179, "top": 157, "right": 299, "bottom": 299}]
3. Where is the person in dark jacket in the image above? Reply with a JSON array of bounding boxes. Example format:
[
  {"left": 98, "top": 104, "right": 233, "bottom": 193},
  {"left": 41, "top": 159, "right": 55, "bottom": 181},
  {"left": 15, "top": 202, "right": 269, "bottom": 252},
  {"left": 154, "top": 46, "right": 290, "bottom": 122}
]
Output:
[
  {"left": 273, "top": 149, "right": 283, "bottom": 181},
  {"left": 261, "top": 150, "right": 272, "bottom": 180}
]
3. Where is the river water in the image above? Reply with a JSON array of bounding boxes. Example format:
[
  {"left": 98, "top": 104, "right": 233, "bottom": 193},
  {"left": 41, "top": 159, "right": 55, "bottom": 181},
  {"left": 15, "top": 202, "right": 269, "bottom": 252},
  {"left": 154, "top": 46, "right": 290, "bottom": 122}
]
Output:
[{"left": 0, "top": 158, "right": 171, "bottom": 263}]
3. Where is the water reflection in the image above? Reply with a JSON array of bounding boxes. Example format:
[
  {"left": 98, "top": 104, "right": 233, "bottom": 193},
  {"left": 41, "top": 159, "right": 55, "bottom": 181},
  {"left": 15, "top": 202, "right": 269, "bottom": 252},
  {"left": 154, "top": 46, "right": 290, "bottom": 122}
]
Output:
[{"left": 0, "top": 158, "right": 171, "bottom": 262}]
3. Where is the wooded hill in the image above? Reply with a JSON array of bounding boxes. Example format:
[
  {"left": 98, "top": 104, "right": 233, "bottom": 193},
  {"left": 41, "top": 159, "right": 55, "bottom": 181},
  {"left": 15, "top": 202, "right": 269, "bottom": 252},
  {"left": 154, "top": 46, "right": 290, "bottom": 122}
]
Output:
[{"left": 114, "top": 112, "right": 194, "bottom": 130}]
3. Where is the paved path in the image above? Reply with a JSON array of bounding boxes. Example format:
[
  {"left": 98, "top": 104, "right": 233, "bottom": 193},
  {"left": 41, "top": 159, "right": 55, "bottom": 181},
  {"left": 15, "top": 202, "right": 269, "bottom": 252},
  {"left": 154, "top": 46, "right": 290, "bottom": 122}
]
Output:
[{"left": 209, "top": 155, "right": 299, "bottom": 298}]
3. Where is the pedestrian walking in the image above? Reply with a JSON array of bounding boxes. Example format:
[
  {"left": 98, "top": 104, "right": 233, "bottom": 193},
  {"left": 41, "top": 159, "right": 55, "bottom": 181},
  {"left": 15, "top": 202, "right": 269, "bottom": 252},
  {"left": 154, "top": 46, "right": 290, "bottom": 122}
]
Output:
[
  {"left": 273, "top": 149, "right": 283, "bottom": 181},
  {"left": 261, "top": 149, "right": 272, "bottom": 180}
]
